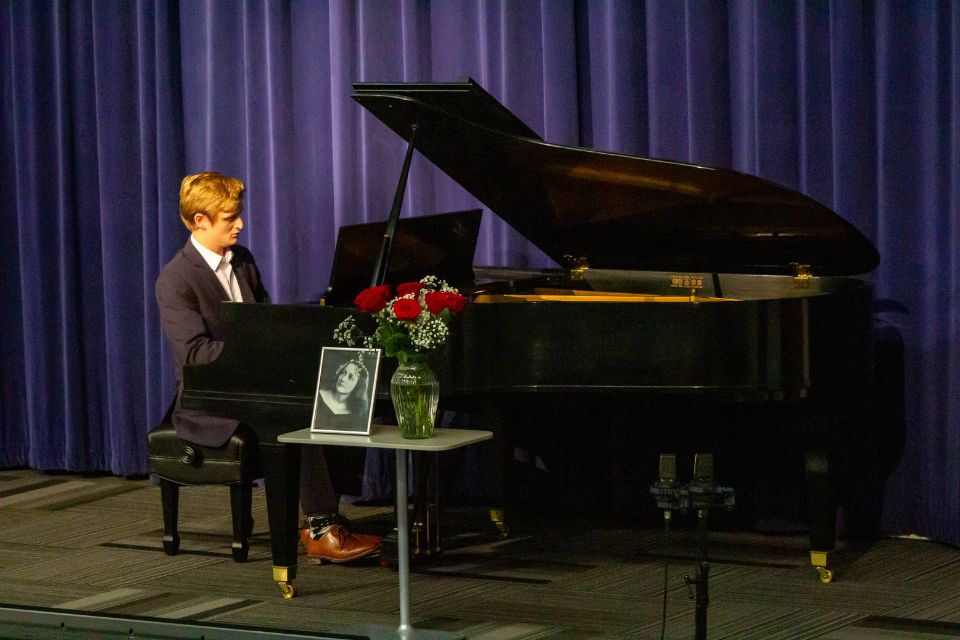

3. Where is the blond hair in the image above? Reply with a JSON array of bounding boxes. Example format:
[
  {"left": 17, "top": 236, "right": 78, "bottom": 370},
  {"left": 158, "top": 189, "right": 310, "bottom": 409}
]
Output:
[{"left": 179, "top": 172, "right": 245, "bottom": 230}]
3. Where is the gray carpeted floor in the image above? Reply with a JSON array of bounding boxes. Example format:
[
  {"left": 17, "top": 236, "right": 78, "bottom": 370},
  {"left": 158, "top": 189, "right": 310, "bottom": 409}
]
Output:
[{"left": 1, "top": 468, "right": 959, "bottom": 639}]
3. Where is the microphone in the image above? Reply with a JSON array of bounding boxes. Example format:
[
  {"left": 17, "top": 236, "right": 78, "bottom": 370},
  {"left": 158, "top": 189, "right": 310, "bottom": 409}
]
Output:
[
  {"left": 688, "top": 453, "right": 735, "bottom": 510},
  {"left": 660, "top": 453, "right": 677, "bottom": 486},
  {"left": 651, "top": 454, "right": 684, "bottom": 517},
  {"left": 692, "top": 453, "right": 713, "bottom": 484},
  {"left": 689, "top": 453, "right": 714, "bottom": 510}
]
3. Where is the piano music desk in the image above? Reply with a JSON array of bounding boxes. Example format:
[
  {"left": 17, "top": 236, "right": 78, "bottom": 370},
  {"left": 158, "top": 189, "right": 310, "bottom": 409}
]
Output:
[{"left": 278, "top": 426, "right": 492, "bottom": 638}]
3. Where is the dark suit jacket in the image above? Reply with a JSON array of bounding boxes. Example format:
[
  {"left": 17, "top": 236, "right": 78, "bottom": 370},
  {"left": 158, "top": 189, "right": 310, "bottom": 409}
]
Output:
[{"left": 155, "top": 238, "right": 270, "bottom": 447}]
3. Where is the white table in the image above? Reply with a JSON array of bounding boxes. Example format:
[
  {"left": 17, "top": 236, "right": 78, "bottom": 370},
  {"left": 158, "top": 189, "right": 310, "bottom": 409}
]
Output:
[{"left": 278, "top": 425, "right": 493, "bottom": 639}]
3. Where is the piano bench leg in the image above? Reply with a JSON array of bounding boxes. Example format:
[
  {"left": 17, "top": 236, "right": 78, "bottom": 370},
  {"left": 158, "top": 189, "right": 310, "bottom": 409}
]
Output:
[
  {"left": 810, "top": 550, "right": 833, "bottom": 584},
  {"left": 159, "top": 479, "right": 181, "bottom": 555},
  {"left": 230, "top": 481, "right": 253, "bottom": 562}
]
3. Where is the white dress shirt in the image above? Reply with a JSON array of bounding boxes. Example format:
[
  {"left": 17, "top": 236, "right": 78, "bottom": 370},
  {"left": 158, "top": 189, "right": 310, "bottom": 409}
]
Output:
[{"left": 191, "top": 235, "right": 244, "bottom": 302}]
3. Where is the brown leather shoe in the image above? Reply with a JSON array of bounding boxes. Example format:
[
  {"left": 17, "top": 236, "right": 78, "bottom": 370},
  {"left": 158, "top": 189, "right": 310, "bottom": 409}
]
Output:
[{"left": 300, "top": 524, "right": 380, "bottom": 564}]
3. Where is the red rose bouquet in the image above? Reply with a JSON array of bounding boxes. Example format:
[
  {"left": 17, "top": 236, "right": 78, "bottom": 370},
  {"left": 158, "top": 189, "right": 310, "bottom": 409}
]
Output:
[{"left": 334, "top": 275, "right": 468, "bottom": 363}]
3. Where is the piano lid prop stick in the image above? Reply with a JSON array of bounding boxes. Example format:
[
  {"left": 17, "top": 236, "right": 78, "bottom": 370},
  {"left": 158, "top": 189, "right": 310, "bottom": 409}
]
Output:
[{"left": 370, "top": 124, "right": 419, "bottom": 288}]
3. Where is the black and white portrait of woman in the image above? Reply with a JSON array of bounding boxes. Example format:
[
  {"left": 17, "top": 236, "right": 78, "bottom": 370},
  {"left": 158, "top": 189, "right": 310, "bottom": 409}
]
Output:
[{"left": 310, "top": 347, "right": 381, "bottom": 434}]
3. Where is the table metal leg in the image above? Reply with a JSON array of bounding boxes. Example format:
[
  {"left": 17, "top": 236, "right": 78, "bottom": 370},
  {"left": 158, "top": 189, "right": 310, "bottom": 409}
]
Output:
[{"left": 396, "top": 450, "right": 411, "bottom": 638}]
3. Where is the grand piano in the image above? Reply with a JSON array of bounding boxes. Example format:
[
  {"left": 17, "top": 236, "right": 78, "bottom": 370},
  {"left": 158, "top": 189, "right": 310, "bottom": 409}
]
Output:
[{"left": 182, "top": 79, "right": 879, "bottom": 595}]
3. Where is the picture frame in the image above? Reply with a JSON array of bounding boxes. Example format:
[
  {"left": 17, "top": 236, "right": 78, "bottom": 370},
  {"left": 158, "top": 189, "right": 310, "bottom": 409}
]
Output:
[{"left": 310, "top": 346, "right": 381, "bottom": 435}]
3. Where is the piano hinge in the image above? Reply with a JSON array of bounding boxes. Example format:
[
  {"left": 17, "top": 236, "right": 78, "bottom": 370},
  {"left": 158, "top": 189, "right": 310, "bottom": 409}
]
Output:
[
  {"left": 671, "top": 273, "right": 704, "bottom": 300},
  {"left": 791, "top": 263, "right": 812, "bottom": 289}
]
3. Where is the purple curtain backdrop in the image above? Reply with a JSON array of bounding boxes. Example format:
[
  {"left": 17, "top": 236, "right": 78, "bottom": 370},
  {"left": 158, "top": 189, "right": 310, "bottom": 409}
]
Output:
[{"left": 1, "top": 1, "right": 958, "bottom": 546}]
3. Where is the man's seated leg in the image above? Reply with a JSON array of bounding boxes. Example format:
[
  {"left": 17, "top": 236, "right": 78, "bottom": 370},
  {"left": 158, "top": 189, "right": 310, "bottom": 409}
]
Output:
[
  {"left": 300, "top": 512, "right": 381, "bottom": 564},
  {"left": 300, "top": 445, "right": 380, "bottom": 564}
]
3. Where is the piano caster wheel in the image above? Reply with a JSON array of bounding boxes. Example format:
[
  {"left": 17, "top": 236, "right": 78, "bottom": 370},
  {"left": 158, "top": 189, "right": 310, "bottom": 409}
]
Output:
[
  {"left": 810, "top": 551, "right": 832, "bottom": 584},
  {"left": 277, "top": 581, "right": 296, "bottom": 599},
  {"left": 489, "top": 509, "right": 510, "bottom": 539}
]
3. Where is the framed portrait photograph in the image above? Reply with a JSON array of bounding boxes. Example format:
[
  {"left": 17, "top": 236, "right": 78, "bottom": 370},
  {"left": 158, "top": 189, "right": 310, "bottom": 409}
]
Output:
[{"left": 310, "top": 346, "right": 382, "bottom": 435}]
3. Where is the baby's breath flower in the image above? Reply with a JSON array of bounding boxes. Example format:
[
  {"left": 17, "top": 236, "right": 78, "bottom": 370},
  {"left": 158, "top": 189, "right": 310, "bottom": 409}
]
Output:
[
  {"left": 333, "top": 316, "right": 360, "bottom": 346},
  {"left": 410, "top": 315, "right": 450, "bottom": 349}
]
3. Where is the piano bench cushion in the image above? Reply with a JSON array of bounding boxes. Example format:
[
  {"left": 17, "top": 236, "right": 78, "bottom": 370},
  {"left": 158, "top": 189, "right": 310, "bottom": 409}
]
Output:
[{"left": 147, "top": 422, "right": 262, "bottom": 486}]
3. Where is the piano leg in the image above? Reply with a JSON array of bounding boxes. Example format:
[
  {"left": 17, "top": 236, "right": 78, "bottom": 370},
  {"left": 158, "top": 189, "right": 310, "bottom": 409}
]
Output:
[
  {"left": 440, "top": 398, "right": 512, "bottom": 538},
  {"left": 804, "top": 413, "right": 838, "bottom": 585},
  {"left": 260, "top": 441, "right": 302, "bottom": 598},
  {"left": 480, "top": 412, "right": 510, "bottom": 538},
  {"left": 486, "top": 429, "right": 509, "bottom": 538}
]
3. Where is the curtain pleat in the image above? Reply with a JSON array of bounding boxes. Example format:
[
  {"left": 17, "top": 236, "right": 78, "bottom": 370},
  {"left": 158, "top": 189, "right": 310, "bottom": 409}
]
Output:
[
  {"left": 1, "top": 0, "right": 958, "bottom": 545},
  {"left": 872, "top": 1, "right": 960, "bottom": 545}
]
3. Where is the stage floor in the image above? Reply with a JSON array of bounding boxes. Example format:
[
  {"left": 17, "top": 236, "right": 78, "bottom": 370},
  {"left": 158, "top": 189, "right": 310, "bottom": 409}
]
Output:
[{"left": 0, "top": 468, "right": 958, "bottom": 639}]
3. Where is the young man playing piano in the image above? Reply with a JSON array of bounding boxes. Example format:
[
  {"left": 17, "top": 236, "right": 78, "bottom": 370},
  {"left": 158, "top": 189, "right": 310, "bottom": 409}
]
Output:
[{"left": 155, "top": 171, "right": 379, "bottom": 564}]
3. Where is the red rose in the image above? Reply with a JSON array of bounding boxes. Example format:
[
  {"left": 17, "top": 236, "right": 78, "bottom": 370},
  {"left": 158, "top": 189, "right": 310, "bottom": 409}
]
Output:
[
  {"left": 425, "top": 291, "right": 467, "bottom": 315},
  {"left": 392, "top": 298, "right": 422, "bottom": 321},
  {"left": 396, "top": 281, "right": 424, "bottom": 297},
  {"left": 354, "top": 285, "right": 391, "bottom": 313}
]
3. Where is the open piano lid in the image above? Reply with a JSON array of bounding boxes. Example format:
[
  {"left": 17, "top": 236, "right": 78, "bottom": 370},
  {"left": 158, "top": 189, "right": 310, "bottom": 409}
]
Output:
[{"left": 352, "top": 79, "right": 879, "bottom": 277}]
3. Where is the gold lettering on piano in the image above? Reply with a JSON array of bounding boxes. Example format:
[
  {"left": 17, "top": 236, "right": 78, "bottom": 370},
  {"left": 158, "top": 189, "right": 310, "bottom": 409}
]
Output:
[{"left": 670, "top": 274, "right": 703, "bottom": 290}]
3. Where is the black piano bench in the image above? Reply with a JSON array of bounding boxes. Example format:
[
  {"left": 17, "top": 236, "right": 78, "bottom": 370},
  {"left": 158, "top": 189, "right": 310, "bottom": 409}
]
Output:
[{"left": 146, "top": 422, "right": 262, "bottom": 562}]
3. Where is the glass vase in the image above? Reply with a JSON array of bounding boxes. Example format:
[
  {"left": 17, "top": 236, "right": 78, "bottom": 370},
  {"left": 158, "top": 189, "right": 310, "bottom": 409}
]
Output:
[{"left": 390, "top": 356, "right": 439, "bottom": 439}]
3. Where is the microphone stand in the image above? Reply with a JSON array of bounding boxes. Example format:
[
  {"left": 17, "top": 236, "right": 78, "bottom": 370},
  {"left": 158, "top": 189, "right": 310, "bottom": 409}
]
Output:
[
  {"left": 685, "top": 486, "right": 714, "bottom": 640},
  {"left": 650, "top": 454, "right": 735, "bottom": 640},
  {"left": 650, "top": 454, "right": 682, "bottom": 640}
]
